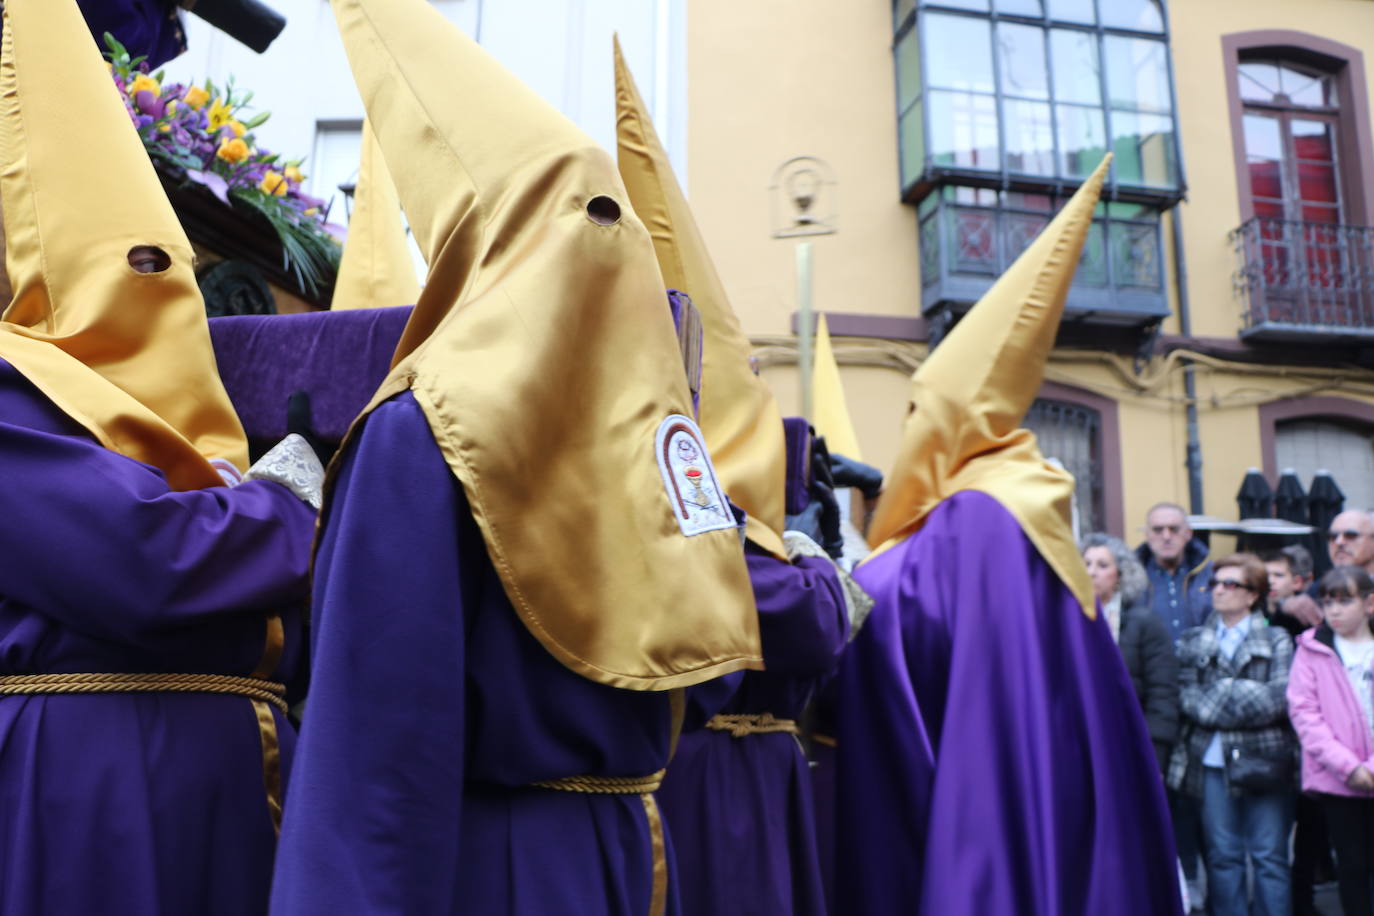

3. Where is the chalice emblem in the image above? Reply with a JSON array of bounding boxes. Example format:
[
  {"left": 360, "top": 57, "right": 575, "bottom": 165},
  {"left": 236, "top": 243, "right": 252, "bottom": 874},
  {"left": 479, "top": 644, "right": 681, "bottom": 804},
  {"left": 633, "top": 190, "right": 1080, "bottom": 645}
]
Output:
[{"left": 683, "top": 466, "right": 711, "bottom": 507}]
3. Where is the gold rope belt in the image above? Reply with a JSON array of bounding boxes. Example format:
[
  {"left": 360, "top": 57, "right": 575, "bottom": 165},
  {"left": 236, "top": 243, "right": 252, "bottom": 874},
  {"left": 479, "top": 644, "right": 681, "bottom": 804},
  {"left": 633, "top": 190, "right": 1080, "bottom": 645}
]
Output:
[
  {"left": 530, "top": 769, "right": 666, "bottom": 795},
  {"left": 528, "top": 768, "right": 671, "bottom": 916},
  {"left": 705, "top": 712, "right": 800, "bottom": 738},
  {"left": 0, "top": 673, "right": 289, "bottom": 713}
]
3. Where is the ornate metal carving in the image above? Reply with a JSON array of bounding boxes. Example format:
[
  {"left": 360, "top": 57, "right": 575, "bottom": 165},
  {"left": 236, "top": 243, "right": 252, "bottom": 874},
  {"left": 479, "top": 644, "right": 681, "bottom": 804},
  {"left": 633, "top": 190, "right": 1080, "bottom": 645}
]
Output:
[{"left": 1232, "top": 216, "right": 1374, "bottom": 333}]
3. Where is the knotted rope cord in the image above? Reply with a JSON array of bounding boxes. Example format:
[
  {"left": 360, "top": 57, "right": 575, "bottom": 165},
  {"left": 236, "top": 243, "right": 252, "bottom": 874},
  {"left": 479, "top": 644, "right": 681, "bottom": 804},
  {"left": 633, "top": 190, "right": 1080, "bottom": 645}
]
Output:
[
  {"left": 531, "top": 769, "right": 666, "bottom": 795},
  {"left": 705, "top": 712, "right": 800, "bottom": 738},
  {"left": 0, "top": 672, "right": 288, "bottom": 713}
]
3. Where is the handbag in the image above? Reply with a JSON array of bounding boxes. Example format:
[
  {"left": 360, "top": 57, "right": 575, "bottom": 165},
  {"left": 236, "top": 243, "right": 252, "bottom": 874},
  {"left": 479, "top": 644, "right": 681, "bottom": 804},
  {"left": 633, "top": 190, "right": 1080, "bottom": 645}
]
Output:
[{"left": 1222, "top": 742, "right": 1294, "bottom": 793}]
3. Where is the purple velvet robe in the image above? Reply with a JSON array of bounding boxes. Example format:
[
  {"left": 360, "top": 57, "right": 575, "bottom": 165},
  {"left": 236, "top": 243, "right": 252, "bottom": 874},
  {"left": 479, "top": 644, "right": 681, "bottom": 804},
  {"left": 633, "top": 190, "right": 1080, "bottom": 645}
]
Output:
[
  {"left": 833, "top": 490, "right": 1180, "bottom": 915},
  {"left": 208, "top": 307, "right": 413, "bottom": 447},
  {"left": 0, "top": 360, "right": 316, "bottom": 915},
  {"left": 270, "top": 391, "right": 740, "bottom": 915},
  {"left": 655, "top": 548, "right": 847, "bottom": 916}
]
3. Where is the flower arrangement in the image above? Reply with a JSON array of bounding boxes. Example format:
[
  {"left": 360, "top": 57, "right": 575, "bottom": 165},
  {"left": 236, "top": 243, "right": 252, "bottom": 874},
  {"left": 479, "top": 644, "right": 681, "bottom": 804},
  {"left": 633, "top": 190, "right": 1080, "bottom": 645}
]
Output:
[{"left": 105, "top": 33, "right": 340, "bottom": 297}]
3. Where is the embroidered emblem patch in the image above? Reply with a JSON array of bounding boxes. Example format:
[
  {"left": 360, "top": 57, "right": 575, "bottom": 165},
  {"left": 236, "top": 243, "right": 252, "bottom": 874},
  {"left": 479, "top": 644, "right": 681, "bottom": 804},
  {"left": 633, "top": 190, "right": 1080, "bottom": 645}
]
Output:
[{"left": 655, "top": 415, "right": 736, "bottom": 537}]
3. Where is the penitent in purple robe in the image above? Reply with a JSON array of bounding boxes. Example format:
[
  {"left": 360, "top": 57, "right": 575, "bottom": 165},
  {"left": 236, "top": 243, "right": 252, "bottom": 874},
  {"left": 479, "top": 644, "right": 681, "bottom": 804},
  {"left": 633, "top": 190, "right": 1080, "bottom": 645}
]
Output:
[
  {"left": 0, "top": 360, "right": 317, "bottom": 915},
  {"left": 655, "top": 547, "right": 847, "bottom": 916},
  {"left": 833, "top": 490, "right": 1180, "bottom": 916},
  {"left": 271, "top": 391, "right": 739, "bottom": 915}
]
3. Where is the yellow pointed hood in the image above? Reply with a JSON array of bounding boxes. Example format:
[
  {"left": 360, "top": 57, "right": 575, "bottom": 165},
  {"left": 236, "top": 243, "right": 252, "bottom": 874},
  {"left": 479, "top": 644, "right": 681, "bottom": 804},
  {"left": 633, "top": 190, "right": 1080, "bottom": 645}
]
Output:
[
  {"left": 812, "top": 313, "right": 862, "bottom": 461},
  {"left": 331, "top": 119, "right": 420, "bottom": 310},
  {"left": 0, "top": 0, "right": 247, "bottom": 489},
  {"left": 613, "top": 38, "right": 788, "bottom": 561},
  {"left": 330, "top": 0, "right": 761, "bottom": 689},
  {"left": 866, "top": 157, "right": 1111, "bottom": 618}
]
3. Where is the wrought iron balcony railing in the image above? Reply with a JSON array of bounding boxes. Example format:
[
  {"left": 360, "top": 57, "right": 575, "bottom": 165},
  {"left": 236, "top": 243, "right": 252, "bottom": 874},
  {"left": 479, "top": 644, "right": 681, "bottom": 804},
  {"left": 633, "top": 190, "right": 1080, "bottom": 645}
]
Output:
[
  {"left": 917, "top": 190, "right": 1170, "bottom": 327},
  {"left": 1232, "top": 216, "right": 1374, "bottom": 340}
]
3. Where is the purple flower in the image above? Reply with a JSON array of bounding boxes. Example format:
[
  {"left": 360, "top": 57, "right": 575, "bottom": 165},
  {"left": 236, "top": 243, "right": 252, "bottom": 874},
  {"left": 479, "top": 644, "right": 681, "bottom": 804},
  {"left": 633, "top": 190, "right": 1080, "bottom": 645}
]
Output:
[{"left": 133, "top": 90, "right": 165, "bottom": 119}]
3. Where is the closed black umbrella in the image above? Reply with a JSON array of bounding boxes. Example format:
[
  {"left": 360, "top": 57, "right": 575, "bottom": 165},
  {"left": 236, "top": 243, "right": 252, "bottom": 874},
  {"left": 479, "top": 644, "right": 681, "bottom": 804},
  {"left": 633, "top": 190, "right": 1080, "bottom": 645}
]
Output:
[
  {"left": 1308, "top": 471, "right": 1346, "bottom": 577},
  {"left": 1273, "top": 469, "right": 1311, "bottom": 555},
  {"left": 1302, "top": 469, "right": 1346, "bottom": 576},
  {"left": 1237, "top": 468, "right": 1274, "bottom": 552},
  {"left": 1237, "top": 468, "right": 1274, "bottom": 519},
  {"left": 1274, "top": 469, "right": 1308, "bottom": 524}
]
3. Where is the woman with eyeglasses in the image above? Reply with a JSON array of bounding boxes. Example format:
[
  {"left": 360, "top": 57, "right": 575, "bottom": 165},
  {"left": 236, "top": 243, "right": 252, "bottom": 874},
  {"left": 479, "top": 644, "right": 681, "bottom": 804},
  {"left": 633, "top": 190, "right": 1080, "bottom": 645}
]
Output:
[
  {"left": 1287, "top": 565, "right": 1374, "bottom": 915},
  {"left": 1082, "top": 533, "right": 1179, "bottom": 774},
  {"left": 1169, "top": 552, "right": 1297, "bottom": 916}
]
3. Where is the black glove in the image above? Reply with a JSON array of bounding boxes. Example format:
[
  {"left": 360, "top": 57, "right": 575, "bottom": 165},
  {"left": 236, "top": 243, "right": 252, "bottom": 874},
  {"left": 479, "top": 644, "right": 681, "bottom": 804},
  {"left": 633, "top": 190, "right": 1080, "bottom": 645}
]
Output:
[
  {"left": 784, "top": 501, "right": 826, "bottom": 547},
  {"left": 829, "top": 453, "right": 883, "bottom": 500},
  {"left": 809, "top": 437, "right": 844, "bottom": 560},
  {"left": 286, "top": 390, "right": 332, "bottom": 467}
]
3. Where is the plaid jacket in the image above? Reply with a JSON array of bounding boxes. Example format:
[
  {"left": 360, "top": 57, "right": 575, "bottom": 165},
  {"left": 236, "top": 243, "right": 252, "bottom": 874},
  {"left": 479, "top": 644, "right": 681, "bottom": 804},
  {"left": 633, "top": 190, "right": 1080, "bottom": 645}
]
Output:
[{"left": 1167, "top": 612, "right": 1297, "bottom": 798}]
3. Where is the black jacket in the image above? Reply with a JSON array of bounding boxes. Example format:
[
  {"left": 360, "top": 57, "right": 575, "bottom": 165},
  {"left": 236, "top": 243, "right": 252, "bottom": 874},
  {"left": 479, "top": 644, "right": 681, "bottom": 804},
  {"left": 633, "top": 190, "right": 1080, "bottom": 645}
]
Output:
[{"left": 1118, "top": 596, "right": 1180, "bottom": 774}]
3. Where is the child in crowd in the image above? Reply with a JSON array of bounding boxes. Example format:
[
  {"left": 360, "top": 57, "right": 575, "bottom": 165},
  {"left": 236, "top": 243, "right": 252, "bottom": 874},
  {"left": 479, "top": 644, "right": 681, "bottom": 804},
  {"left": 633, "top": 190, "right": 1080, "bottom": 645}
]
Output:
[
  {"left": 1288, "top": 565, "right": 1374, "bottom": 916},
  {"left": 1266, "top": 545, "right": 1335, "bottom": 915},
  {"left": 1264, "top": 546, "right": 1322, "bottom": 640}
]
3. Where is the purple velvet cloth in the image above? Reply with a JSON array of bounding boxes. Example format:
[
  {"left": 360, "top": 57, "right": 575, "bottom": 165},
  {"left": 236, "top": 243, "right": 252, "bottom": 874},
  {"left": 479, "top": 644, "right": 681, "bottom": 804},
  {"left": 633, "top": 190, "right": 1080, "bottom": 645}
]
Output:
[
  {"left": 78, "top": 0, "right": 186, "bottom": 68},
  {"left": 209, "top": 306, "right": 413, "bottom": 444},
  {"left": 270, "top": 391, "right": 740, "bottom": 915},
  {"left": 782, "top": 417, "right": 812, "bottom": 515},
  {"left": 656, "top": 547, "right": 847, "bottom": 916},
  {"left": 832, "top": 490, "right": 1181, "bottom": 915},
  {"left": 0, "top": 359, "right": 316, "bottom": 915}
]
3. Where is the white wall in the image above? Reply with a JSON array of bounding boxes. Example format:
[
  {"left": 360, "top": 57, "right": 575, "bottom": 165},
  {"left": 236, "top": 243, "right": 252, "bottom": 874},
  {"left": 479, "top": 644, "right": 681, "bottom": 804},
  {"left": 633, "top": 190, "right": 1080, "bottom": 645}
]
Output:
[{"left": 160, "top": 0, "right": 687, "bottom": 222}]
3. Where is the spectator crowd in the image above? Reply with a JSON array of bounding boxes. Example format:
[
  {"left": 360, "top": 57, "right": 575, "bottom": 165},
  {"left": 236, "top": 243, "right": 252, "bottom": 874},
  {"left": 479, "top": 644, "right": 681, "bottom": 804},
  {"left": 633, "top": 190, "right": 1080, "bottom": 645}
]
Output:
[{"left": 1084, "top": 504, "right": 1374, "bottom": 915}]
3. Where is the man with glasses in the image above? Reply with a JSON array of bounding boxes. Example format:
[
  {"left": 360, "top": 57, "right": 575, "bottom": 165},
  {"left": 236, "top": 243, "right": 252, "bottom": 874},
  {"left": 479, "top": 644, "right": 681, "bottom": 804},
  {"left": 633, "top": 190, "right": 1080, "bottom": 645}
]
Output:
[
  {"left": 1135, "top": 501, "right": 1212, "bottom": 911},
  {"left": 1328, "top": 510, "right": 1374, "bottom": 574},
  {"left": 1135, "top": 502, "right": 1214, "bottom": 642}
]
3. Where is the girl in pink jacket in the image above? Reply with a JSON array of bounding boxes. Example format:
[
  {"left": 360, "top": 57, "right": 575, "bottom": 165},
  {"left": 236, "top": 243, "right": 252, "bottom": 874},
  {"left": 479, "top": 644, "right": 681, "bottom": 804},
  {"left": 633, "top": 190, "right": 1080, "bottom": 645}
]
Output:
[{"left": 1288, "top": 565, "right": 1374, "bottom": 915}]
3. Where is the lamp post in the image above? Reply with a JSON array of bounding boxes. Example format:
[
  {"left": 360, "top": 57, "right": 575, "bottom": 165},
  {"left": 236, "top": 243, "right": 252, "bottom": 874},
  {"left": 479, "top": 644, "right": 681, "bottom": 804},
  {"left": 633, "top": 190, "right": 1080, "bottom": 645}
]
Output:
[
  {"left": 771, "top": 156, "right": 836, "bottom": 423},
  {"left": 796, "top": 242, "right": 814, "bottom": 422}
]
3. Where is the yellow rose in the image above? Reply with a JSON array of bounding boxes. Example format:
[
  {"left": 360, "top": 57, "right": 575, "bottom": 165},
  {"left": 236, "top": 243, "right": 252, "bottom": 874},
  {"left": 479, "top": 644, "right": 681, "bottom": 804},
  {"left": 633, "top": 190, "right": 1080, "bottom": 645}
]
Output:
[
  {"left": 165, "top": 100, "right": 178, "bottom": 115},
  {"left": 260, "top": 171, "right": 289, "bottom": 197},
  {"left": 128, "top": 73, "right": 161, "bottom": 97},
  {"left": 184, "top": 86, "right": 210, "bottom": 110},
  {"left": 217, "top": 137, "right": 250, "bottom": 164},
  {"left": 158, "top": 124, "right": 171, "bottom": 133},
  {"left": 284, "top": 166, "right": 304, "bottom": 184},
  {"left": 228, "top": 120, "right": 247, "bottom": 138}
]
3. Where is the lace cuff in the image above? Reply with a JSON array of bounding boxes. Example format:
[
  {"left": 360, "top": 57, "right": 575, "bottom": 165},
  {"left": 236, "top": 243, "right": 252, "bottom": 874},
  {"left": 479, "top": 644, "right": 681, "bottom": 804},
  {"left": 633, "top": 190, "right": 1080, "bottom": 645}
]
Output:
[
  {"left": 244, "top": 434, "right": 324, "bottom": 510},
  {"left": 783, "top": 530, "right": 875, "bottom": 640}
]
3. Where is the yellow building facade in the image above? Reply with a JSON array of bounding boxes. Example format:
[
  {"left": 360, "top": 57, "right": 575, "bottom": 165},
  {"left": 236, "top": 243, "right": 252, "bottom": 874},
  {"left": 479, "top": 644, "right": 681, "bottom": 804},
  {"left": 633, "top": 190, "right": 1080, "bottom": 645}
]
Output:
[{"left": 686, "top": 0, "right": 1374, "bottom": 542}]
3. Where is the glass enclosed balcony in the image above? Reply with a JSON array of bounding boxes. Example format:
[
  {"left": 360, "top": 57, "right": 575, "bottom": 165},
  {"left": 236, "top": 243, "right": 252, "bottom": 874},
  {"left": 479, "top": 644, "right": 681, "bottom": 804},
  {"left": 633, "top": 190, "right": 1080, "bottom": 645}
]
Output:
[
  {"left": 894, "top": 0, "right": 1183, "bottom": 205},
  {"left": 919, "top": 187, "right": 1170, "bottom": 324}
]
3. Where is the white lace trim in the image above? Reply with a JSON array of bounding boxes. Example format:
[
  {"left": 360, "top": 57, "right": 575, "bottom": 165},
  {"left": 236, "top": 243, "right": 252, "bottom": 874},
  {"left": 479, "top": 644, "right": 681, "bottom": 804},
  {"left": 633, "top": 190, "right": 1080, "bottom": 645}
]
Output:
[
  {"left": 244, "top": 434, "right": 324, "bottom": 510},
  {"left": 783, "top": 529, "right": 875, "bottom": 640}
]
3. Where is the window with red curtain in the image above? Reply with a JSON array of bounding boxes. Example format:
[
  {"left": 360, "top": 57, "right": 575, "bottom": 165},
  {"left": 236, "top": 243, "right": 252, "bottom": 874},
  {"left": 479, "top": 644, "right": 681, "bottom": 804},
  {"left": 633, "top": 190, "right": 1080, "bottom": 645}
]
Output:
[{"left": 1238, "top": 60, "right": 1342, "bottom": 289}]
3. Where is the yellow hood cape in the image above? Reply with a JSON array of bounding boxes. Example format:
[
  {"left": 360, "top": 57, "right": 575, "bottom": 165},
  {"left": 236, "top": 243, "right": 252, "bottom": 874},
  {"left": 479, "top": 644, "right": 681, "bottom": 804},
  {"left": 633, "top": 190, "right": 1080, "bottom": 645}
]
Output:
[
  {"left": 329, "top": 0, "right": 761, "bottom": 689},
  {"left": 331, "top": 119, "right": 420, "bottom": 311},
  {"left": 613, "top": 38, "right": 788, "bottom": 561},
  {"left": 865, "top": 157, "right": 1112, "bottom": 619},
  {"left": 0, "top": 0, "right": 247, "bottom": 489}
]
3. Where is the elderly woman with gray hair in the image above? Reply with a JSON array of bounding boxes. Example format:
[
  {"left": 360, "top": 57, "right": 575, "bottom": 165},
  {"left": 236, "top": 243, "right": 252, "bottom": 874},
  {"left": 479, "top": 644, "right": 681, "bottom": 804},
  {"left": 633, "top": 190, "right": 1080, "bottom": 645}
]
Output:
[{"left": 1083, "top": 532, "right": 1180, "bottom": 773}]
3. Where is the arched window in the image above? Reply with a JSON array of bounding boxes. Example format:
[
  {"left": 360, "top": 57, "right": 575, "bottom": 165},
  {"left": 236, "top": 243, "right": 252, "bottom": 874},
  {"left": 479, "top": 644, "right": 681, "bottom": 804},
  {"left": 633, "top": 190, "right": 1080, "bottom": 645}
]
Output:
[
  {"left": 1224, "top": 32, "right": 1374, "bottom": 334},
  {"left": 1025, "top": 398, "right": 1104, "bottom": 533}
]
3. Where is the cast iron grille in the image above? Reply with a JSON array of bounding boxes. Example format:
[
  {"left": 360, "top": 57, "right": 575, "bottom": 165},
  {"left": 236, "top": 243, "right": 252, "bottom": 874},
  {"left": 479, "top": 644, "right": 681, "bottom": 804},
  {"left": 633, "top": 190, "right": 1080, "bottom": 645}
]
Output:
[
  {"left": 1024, "top": 399, "right": 1103, "bottom": 535},
  {"left": 1232, "top": 216, "right": 1374, "bottom": 336}
]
